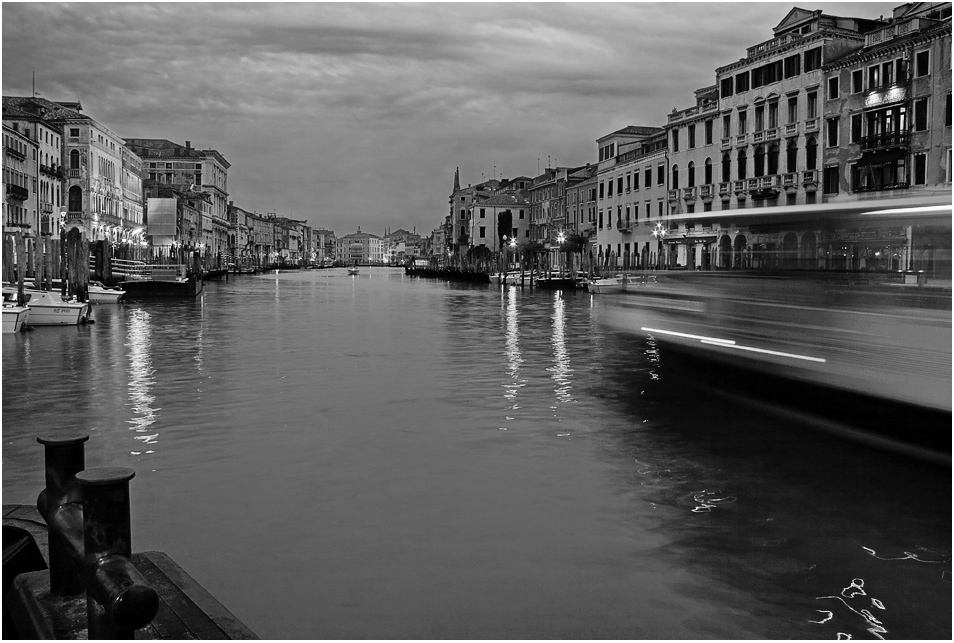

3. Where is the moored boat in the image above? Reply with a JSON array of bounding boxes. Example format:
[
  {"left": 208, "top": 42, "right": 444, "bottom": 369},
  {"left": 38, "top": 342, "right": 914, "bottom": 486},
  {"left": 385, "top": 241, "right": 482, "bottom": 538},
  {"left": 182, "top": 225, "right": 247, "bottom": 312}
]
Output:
[
  {"left": 88, "top": 281, "right": 125, "bottom": 303},
  {"left": 2, "top": 304, "right": 30, "bottom": 333},
  {"left": 1, "top": 288, "right": 91, "bottom": 326},
  {"left": 588, "top": 275, "right": 625, "bottom": 293}
]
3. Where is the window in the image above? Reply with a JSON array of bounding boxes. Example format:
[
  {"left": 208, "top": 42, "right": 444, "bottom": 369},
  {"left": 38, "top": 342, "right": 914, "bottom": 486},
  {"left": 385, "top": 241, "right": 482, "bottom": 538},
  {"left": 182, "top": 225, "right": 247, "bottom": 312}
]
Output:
[
  {"left": 634, "top": 171, "right": 640, "bottom": 190},
  {"left": 705, "top": 120, "right": 713, "bottom": 145},
  {"left": 827, "top": 118, "right": 839, "bottom": 147},
  {"left": 755, "top": 105, "right": 765, "bottom": 131},
  {"left": 881, "top": 61, "right": 894, "bottom": 87},
  {"left": 788, "top": 96, "right": 798, "bottom": 124},
  {"left": 657, "top": 164, "right": 664, "bottom": 185},
  {"left": 914, "top": 99, "right": 928, "bottom": 131},
  {"left": 704, "top": 158, "right": 712, "bottom": 184},
  {"left": 784, "top": 54, "right": 801, "bottom": 78},
  {"left": 736, "top": 71, "right": 750, "bottom": 93},
  {"left": 915, "top": 50, "right": 929, "bottom": 77},
  {"left": 626, "top": 174, "right": 631, "bottom": 191},
  {"left": 658, "top": 201, "right": 663, "bottom": 217},
  {"left": 608, "top": 180, "right": 614, "bottom": 197},
  {"left": 851, "top": 114, "right": 862, "bottom": 143},
  {"left": 479, "top": 226, "right": 486, "bottom": 239},
  {"left": 599, "top": 182, "right": 604, "bottom": 200},
  {"left": 804, "top": 47, "right": 822, "bottom": 72},
  {"left": 868, "top": 65, "right": 880, "bottom": 89},
  {"left": 738, "top": 110, "right": 747, "bottom": 134},
  {"left": 828, "top": 76, "right": 839, "bottom": 99},
  {"left": 852, "top": 69, "right": 864, "bottom": 93},
  {"left": 823, "top": 165, "right": 839, "bottom": 194},
  {"left": 688, "top": 161, "right": 695, "bottom": 187},
  {"left": 618, "top": 177, "right": 623, "bottom": 194},
  {"left": 479, "top": 208, "right": 485, "bottom": 218},
  {"left": 768, "top": 144, "right": 779, "bottom": 175},
  {"left": 722, "top": 153, "right": 731, "bottom": 182},
  {"left": 768, "top": 102, "right": 778, "bottom": 129},
  {"left": 947, "top": 93, "right": 952, "bottom": 127},
  {"left": 645, "top": 168, "right": 651, "bottom": 188},
  {"left": 721, "top": 77, "right": 733, "bottom": 97},
  {"left": 688, "top": 124, "right": 696, "bottom": 149},
  {"left": 787, "top": 140, "right": 798, "bottom": 172},
  {"left": 737, "top": 149, "right": 747, "bottom": 180},
  {"left": 805, "top": 137, "right": 819, "bottom": 174},
  {"left": 68, "top": 185, "right": 82, "bottom": 211},
  {"left": 754, "top": 146, "right": 765, "bottom": 177},
  {"left": 69, "top": 128, "right": 79, "bottom": 138},
  {"left": 807, "top": 92, "right": 818, "bottom": 119},
  {"left": 70, "top": 149, "right": 80, "bottom": 169},
  {"left": 914, "top": 154, "right": 926, "bottom": 185},
  {"left": 672, "top": 128, "right": 679, "bottom": 152},
  {"left": 672, "top": 165, "right": 679, "bottom": 190}
]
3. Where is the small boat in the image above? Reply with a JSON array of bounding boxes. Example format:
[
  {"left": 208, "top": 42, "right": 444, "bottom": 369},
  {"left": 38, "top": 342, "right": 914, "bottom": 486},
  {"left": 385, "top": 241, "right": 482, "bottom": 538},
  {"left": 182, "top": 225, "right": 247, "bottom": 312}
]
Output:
[
  {"left": 2, "top": 303, "right": 30, "bottom": 333},
  {"left": 1, "top": 288, "right": 91, "bottom": 326},
  {"left": 587, "top": 275, "right": 625, "bottom": 293},
  {"left": 347, "top": 266, "right": 359, "bottom": 276},
  {"left": 88, "top": 281, "right": 125, "bottom": 304}
]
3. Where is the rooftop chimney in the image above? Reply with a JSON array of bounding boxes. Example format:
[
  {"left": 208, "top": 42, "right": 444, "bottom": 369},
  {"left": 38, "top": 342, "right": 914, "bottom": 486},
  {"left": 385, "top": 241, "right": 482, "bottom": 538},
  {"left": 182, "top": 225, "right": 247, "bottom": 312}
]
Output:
[{"left": 185, "top": 141, "right": 191, "bottom": 150}]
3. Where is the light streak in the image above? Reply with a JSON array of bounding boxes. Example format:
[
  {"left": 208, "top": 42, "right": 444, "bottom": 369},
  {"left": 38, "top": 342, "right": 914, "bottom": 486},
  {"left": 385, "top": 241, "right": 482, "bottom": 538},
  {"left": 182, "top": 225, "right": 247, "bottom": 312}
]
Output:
[
  {"left": 641, "top": 327, "right": 736, "bottom": 344},
  {"left": 699, "top": 339, "right": 827, "bottom": 363}
]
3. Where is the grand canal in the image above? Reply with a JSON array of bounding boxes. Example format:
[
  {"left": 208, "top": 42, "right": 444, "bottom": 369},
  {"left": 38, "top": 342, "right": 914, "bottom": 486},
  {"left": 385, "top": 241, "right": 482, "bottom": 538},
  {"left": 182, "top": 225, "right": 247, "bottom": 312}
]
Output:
[{"left": 2, "top": 267, "right": 950, "bottom": 639}]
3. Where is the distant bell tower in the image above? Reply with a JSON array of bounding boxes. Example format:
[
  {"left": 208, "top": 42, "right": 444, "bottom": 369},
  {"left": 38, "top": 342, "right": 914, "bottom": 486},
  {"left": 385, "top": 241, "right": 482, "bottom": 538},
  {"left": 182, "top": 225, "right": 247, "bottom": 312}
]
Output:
[{"left": 453, "top": 167, "right": 461, "bottom": 193}]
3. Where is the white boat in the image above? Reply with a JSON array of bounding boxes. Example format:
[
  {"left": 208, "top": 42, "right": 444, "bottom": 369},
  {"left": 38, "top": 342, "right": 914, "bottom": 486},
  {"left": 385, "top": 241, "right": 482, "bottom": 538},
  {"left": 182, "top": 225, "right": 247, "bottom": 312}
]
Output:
[
  {"left": 2, "top": 304, "right": 30, "bottom": 333},
  {"left": 588, "top": 275, "right": 625, "bottom": 293},
  {"left": 2, "top": 288, "right": 91, "bottom": 326},
  {"left": 88, "top": 281, "right": 125, "bottom": 303},
  {"left": 347, "top": 266, "right": 359, "bottom": 276}
]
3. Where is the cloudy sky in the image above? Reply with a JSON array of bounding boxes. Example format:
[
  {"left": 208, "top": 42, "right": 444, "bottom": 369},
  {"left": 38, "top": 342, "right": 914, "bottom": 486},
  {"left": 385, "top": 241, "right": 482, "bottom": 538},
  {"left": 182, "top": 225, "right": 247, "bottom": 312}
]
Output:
[{"left": 3, "top": 1, "right": 896, "bottom": 236}]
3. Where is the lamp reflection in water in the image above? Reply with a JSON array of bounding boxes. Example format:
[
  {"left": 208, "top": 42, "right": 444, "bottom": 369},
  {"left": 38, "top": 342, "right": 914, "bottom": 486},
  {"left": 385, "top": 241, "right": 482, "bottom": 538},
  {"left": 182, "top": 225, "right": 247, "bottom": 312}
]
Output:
[
  {"left": 549, "top": 291, "right": 573, "bottom": 404},
  {"left": 125, "top": 308, "right": 158, "bottom": 454},
  {"left": 502, "top": 287, "right": 525, "bottom": 414}
]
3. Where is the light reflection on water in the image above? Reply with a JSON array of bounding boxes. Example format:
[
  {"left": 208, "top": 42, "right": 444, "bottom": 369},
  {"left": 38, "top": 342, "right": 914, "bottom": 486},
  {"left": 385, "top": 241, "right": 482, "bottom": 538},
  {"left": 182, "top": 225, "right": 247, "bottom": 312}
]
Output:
[{"left": 2, "top": 268, "right": 950, "bottom": 640}]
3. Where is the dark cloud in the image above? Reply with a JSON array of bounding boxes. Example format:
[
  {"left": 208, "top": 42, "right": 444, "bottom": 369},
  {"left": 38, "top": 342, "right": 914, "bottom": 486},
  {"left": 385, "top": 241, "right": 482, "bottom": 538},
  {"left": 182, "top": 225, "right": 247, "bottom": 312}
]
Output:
[{"left": 3, "top": 2, "right": 897, "bottom": 234}]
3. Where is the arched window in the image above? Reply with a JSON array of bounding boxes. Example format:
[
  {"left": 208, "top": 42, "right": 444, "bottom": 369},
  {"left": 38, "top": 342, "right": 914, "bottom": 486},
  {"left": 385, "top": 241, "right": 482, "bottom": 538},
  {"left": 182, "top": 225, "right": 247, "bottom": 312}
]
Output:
[
  {"left": 806, "top": 136, "right": 817, "bottom": 171},
  {"left": 69, "top": 149, "right": 80, "bottom": 170},
  {"left": 705, "top": 158, "right": 713, "bottom": 185},
  {"left": 737, "top": 149, "right": 747, "bottom": 180},
  {"left": 722, "top": 153, "right": 731, "bottom": 183},
  {"left": 672, "top": 164, "right": 679, "bottom": 190},
  {"left": 768, "top": 143, "right": 779, "bottom": 175},
  {"left": 787, "top": 140, "right": 798, "bottom": 173},
  {"left": 687, "top": 161, "right": 695, "bottom": 188},
  {"left": 68, "top": 186, "right": 82, "bottom": 212},
  {"left": 754, "top": 145, "right": 765, "bottom": 177}
]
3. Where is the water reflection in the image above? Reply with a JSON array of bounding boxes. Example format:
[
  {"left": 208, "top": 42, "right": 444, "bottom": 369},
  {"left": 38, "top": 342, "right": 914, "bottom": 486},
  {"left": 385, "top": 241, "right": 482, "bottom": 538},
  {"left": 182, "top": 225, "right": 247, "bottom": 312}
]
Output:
[
  {"left": 548, "top": 291, "right": 573, "bottom": 405},
  {"left": 125, "top": 308, "right": 158, "bottom": 455},
  {"left": 502, "top": 286, "right": 524, "bottom": 416}
]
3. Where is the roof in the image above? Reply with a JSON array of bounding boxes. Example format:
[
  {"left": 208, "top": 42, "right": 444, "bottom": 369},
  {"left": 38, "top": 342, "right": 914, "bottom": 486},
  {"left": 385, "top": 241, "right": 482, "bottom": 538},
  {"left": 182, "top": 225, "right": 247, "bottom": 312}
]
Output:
[
  {"left": 470, "top": 194, "right": 529, "bottom": 208},
  {"left": 3, "top": 96, "right": 89, "bottom": 122}
]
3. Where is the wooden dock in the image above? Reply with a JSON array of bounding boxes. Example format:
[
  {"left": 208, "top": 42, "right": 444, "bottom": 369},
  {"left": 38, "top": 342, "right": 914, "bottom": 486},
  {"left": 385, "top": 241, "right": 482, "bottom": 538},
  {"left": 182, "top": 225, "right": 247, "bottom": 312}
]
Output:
[{"left": 3, "top": 504, "right": 257, "bottom": 639}]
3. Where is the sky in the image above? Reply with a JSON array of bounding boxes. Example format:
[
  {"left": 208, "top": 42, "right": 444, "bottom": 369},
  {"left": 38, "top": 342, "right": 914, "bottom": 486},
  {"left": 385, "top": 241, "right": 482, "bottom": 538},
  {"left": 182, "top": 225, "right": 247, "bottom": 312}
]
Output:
[{"left": 2, "top": 1, "right": 899, "bottom": 237}]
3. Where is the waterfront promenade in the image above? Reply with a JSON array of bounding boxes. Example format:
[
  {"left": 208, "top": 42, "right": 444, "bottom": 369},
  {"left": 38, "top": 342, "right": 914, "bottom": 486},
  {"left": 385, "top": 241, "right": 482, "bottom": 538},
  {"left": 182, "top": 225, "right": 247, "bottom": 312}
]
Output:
[{"left": 2, "top": 268, "right": 950, "bottom": 639}]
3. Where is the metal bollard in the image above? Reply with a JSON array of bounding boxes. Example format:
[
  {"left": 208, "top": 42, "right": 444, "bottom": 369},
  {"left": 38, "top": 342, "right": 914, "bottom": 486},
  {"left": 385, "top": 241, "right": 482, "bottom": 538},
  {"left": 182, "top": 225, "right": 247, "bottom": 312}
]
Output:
[
  {"left": 75, "top": 467, "right": 159, "bottom": 639},
  {"left": 36, "top": 433, "right": 89, "bottom": 595}
]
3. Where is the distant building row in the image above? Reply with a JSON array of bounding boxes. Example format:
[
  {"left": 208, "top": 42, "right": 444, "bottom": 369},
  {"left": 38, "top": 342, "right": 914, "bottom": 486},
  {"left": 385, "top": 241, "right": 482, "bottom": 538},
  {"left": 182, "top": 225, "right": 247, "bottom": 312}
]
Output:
[{"left": 431, "top": 2, "right": 951, "bottom": 271}]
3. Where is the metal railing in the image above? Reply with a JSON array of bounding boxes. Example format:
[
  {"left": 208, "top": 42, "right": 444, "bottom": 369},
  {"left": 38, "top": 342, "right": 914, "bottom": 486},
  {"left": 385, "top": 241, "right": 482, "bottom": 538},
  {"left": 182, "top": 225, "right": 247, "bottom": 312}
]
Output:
[{"left": 34, "top": 433, "right": 159, "bottom": 638}]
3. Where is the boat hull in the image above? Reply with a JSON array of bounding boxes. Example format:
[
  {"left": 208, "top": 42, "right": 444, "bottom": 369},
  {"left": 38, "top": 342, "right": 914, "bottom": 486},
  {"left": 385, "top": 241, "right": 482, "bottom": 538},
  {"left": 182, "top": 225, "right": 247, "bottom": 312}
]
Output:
[
  {"left": 2, "top": 306, "right": 30, "bottom": 333},
  {"left": 120, "top": 277, "right": 202, "bottom": 299},
  {"left": 88, "top": 288, "right": 125, "bottom": 303}
]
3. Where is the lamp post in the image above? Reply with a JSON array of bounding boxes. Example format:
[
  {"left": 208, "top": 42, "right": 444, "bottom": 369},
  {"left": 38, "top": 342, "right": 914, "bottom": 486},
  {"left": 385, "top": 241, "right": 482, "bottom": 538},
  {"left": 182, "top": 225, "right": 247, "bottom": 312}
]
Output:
[
  {"left": 652, "top": 222, "right": 667, "bottom": 270},
  {"left": 557, "top": 231, "right": 566, "bottom": 276}
]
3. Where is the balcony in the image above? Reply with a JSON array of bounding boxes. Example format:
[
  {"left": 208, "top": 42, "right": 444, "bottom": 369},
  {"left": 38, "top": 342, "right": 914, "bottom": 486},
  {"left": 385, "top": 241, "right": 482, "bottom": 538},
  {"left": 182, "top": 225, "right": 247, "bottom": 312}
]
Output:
[
  {"left": 733, "top": 180, "right": 747, "bottom": 195},
  {"left": 782, "top": 173, "right": 798, "bottom": 191},
  {"left": 40, "top": 201, "right": 54, "bottom": 213},
  {"left": 735, "top": 134, "right": 747, "bottom": 146},
  {"left": 5, "top": 184, "right": 28, "bottom": 201},
  {"left": 861, "top": 131, "right": 909, "bottom": 151},
  {"left": 682, "top": 186, "right": 697, "bottom": 202},
  {"left": 718, "top": 182, "right": 732, "bottom": 196},
  {"left": 746, "top": 178, "right": 760, "bottom": 191},
  {"left": 616, "top": 218, "right": 633, "bottom": 233},
  {"left": 753, "top": 131, "right": 765, "bottom": 144},
  {"left": 699, "top": 184, "right": 714, "bottom": 200},
  {"left": 801, "top": 170, "right": 819, "bottom": 187},
  {"left": 764, "top": 128, "right": 779, "bottom": 142},
  {"left": 667, "top": 189, "right": 680, "bottom": 202},
  {"left": 68, "top": 169, "right": 81, "bottom": 178},
  {"left": 721, "top": 137, "right": 732, "bottom": 150},
  {"left": 855, "top": 181, "right": 910, "bottom": 193},
  {"left": 804, "top": 118, "right": 819, "bottom": 133},
  {"left": 4, "top": 146, "right": 26, "bottom": 161},
  {"left": 784, "top": 123, "right": 798, "bottom": 137}
]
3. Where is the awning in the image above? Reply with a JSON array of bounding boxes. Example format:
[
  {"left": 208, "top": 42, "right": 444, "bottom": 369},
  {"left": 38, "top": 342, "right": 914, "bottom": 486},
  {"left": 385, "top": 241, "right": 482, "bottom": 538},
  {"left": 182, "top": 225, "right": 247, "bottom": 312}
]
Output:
[{"left": 854, "top": 149, "right": 905, "bottom": 168}]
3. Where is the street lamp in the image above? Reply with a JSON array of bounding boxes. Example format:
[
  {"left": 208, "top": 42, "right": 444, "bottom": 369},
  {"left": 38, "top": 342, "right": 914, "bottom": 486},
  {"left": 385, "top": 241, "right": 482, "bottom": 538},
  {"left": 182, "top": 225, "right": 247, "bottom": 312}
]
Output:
[
  {"left": 652, "top": 222, "right": 667, "bottom": 270},
  {"left": 557, "top": 231, "right": 566, "bottom": 276}
]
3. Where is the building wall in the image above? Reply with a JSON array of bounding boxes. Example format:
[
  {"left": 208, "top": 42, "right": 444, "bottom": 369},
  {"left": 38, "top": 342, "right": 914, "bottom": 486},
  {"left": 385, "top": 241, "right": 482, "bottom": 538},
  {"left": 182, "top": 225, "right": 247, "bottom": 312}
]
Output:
[{"left": 2, "top": 123, "right": 38, "bottom": 231}]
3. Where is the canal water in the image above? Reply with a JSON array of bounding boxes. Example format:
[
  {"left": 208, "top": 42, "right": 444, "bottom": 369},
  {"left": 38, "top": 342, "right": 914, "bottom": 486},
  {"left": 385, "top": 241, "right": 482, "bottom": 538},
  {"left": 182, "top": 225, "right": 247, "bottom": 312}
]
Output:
[{"left": 2, "top": 267, "right": 950, "bottom": 639}]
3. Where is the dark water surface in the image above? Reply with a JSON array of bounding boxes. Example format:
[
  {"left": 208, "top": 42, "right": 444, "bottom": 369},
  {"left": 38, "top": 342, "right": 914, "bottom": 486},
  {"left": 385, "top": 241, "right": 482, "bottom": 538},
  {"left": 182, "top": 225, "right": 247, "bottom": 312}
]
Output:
[{"left": 2, "top": 268, "right": 950, "bottom": 639}]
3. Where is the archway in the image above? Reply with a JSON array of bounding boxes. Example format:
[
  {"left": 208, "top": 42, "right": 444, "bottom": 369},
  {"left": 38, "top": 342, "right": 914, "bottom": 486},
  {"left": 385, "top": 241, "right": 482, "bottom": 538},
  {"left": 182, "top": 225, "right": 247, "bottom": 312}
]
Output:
[
  {"left": 719, "top": 235, "right": 732, "bottom": 269},
  {"left": 782, "top": 232, "right": 798, "bottom": 268},
  {"left": 733, "top": 234, "right": 748, "bottom": 269},
  {"left": 800, "top": 231, "right": 817, "bottom": 269}
]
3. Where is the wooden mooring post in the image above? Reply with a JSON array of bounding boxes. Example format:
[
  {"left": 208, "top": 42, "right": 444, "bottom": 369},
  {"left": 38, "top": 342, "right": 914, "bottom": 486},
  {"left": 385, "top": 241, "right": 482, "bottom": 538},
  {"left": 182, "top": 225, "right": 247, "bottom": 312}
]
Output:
[{"left": 2, "top": 434, "right": 258, "bottom": 639}]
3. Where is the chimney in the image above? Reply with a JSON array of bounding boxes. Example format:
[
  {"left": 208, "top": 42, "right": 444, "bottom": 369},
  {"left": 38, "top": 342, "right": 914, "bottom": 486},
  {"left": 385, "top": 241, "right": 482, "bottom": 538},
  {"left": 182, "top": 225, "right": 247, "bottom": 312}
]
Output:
[{"left": 185, "top": 140, "right": 191, "bottom": 150}]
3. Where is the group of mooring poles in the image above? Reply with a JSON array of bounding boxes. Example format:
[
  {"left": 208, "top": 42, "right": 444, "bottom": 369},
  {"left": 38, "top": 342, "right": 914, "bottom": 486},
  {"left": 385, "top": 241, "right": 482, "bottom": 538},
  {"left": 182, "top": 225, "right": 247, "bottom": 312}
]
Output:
[{"left": 34, "top": 433, "right": 159, "bottom": 638}]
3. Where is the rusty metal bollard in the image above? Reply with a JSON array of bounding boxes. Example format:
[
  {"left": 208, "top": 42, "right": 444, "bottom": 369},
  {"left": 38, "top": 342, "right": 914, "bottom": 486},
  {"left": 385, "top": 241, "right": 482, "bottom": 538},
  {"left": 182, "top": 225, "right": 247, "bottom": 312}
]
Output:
[
  {"left": 33, "top": 435, "right": 159, "bottom": 638},
  {"left": 75, "top": 467, "right": 158, "bottom": 639},
  {"left": 36, "top": 433, "right": 88, "bottom": 595}
]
